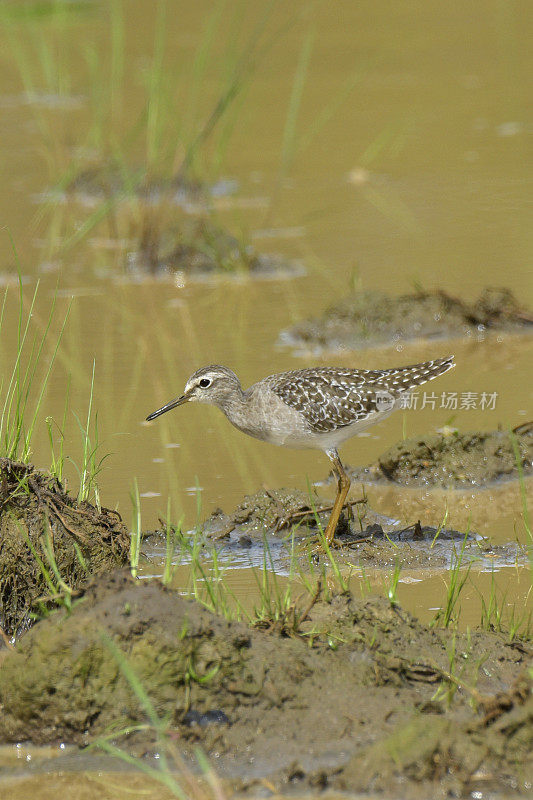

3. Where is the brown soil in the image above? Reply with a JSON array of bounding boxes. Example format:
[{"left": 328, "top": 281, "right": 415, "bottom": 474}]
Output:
[
  {"left": 0, "top": 571, "right": 530, "bottom": 797},
  {"left": 202, "top": 487, "right": 337, "bottom": 541},
  {"left": 0, "top": 458, "right": 130, "bottom": 638},
  {"left": 348, "top": 422, "right": 533, "bottom": 489},
  {"left": 280, "top": 287, "right": 533, "bottom": 351}
]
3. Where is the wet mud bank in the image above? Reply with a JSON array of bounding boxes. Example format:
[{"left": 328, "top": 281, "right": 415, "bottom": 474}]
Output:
[
  {"left": 0, "top": 459, "right": 130, "bottom": 638},
  {"left": 0, "top": 571, "right": 530, "bottom": 797},
  {"left": 280, "top": 287, "right": 533, "bottom": 352},
  {"left": 347, "top": 423, "right": 533, "bottom": 489},
  {"left": 198, "top": 487, "right": 520, "bottom": 571}
]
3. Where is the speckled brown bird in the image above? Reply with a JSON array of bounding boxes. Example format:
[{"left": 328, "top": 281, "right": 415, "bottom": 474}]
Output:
[{"left": 147, "top": 356, "right": 455, "bottom": 546}]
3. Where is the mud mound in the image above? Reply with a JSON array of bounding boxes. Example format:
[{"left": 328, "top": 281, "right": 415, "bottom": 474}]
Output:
[
  {"left": 0, "top": 459, "right": 130, "bottom": 637},
  {"left": 338, "top": 682, "right": 533, "bottom": 796},
  {"left": 0, "top": 570, "right": 341, "bottom": 746},
  {"left": 67, "top": 163, "right": 205, "bottom": 204},
  {"left": 280, "top": 287, "right": 533, "bottom": 352},
  {"left": 0, "top": 572, "right": 530, "bottom": 796},
  {"left": 350, "top": 423, "right": 533, "bottom": 489},
  {"left": 200, "top": 487, "right": 515, "bottom": 571},
  {"left": 202, "top": 487, "right": 333, "bottom": 540},
  {"left": 68, "top": 162, "right": 299, "bottom": 279},
  {"left": 129, "top": 217, "right": 300, "bottom": 278},
  {"left": 202, "top": 487, "right": 405, "bottom": 545}
]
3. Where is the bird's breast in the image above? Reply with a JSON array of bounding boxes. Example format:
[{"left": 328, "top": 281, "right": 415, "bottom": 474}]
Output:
[{"left": 222, "top": 388, "right": 310, "bottom": 448}]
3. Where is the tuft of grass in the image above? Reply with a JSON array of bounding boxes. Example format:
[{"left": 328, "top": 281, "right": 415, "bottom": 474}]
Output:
[
  {"left": 154, "top": 517, "right": 245, "bottom": 620},
  {"left": 509, "top": 427, "right": 532, "bottom": 576},
  {"left": 45, "top": 376, "right": 70, "bottom": 484},
  {"left": 431, "top": 634, "right": 487, "bottom": 710},
  {"left": 383, "top": 558, "right": 402, "bottom": 607},
  {"left": 129, "top": 477, "right": 143, "bottom": 579},
  {"left": 432, "top": 532, "right": 472, "bottom": 628},
  {"left": 432, "top": 633, "right": 461, "bottom": 707},
  {"left": 430, "top": 503, "right": 449, "bottom": 548},
  {"left": 0, "top": 267, "right": 70, "bottom": 464},
  {"left": 161, "top": 500, "right": 185, "bottom": 587},
  {"left": 72, "top": 360, "right": 107, "bottom": 507},
  {"left": 354, "top": 563, "right": 373, "bottom": 599},
  {"left": 155, "top": 511, "right": 330, "bottom": 636},
  {"left": 17, "top": 516, "right": 87, "bottom": 620},
  {"left": 299, "top": 482, "right": 350, "bottom": 593},
  {"left": 478, "top": 568, "right": 532, "bottom": 642},
  {"left": 251, "top": 534, "right": 314, "bottom": 634},
  {"left": 189, "top": 540, "right": 239, "bottom": 621},
  {"left": 0, "top": 267, "right": 108, "bottom": 508}
]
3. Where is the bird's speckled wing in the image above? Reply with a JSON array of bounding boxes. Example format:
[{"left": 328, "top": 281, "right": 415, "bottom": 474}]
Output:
[
  {"left": 269, "top": 357, "right": 454, "bottom": 434},
  {"left": 270, "top": 371, "right": 379, "bottom": 432}
]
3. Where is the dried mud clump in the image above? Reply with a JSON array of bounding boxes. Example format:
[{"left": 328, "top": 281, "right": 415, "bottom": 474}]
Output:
[
  {"left": 281, "top": 287, "right": 533, "bottom": 351},
  {"left": 352, "top": 422, "right": 533, "bottom": 489},
  {"left": 0, "top": 573, "right": 530, "bottom": 797},
  {"left": 0, "top": 459, "right": 130, "bottom": 637}
]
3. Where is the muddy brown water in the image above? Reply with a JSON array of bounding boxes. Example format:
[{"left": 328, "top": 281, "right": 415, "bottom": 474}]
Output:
[{"left": 0, "top": 0, "right": 532, "bottom": 796}]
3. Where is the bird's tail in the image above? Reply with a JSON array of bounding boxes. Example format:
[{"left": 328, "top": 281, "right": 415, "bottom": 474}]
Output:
[{"left": 383, "top": 355, "right": 455, "bottom": 393}]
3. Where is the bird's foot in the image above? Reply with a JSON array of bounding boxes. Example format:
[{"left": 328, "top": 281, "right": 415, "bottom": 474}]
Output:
[
  {"left": 305, "top": 531, "right": 347, "bottom": 555},
  {"left": 276, "top": 497, "right": 367, "bottom": 533}
]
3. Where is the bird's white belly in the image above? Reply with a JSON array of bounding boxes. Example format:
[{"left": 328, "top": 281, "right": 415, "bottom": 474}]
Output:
[{"left": 263, "top": 408, "right": 395, "bottom": 451}]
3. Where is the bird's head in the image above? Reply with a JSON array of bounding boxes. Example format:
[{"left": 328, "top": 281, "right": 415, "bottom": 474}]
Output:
[{"left": 146, "top": 365, "right": 242, "bottom": 420}]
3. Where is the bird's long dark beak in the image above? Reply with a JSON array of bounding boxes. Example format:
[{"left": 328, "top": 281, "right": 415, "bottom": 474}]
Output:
[{"left": 146, "top": 393, "right": 189, "bottom": 421}]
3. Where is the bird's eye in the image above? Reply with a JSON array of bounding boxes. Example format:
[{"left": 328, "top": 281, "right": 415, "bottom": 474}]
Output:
[{"left": 199, "top": 378, "right": 211, "bottom": 388}]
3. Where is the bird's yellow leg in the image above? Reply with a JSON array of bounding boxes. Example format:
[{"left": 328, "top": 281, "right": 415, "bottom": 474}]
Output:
[{"left": 322, "top": 449, "right": 351, "bottom": 547}]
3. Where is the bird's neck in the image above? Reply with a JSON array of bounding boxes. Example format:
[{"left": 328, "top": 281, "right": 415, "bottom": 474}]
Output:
[
  {"left": 216, "top": 386, "right": 246, "bottom": 416},
  {"left": 216, "top": 388, "right": 254, "bottom": 434}
]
